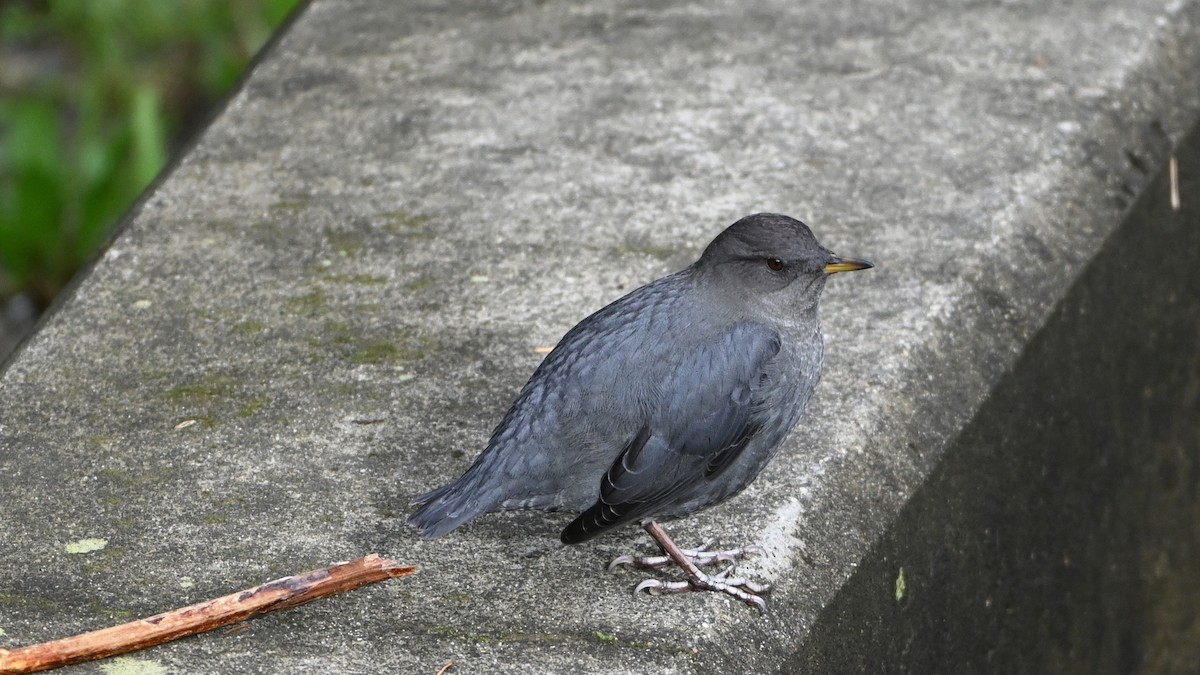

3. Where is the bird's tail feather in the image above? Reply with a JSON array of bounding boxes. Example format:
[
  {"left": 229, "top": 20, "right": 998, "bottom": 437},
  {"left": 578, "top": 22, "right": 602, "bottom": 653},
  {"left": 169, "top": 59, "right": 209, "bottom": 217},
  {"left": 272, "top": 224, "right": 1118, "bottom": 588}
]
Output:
[{"left": 406, "top": 474, "right": 499, "bottom": 539}]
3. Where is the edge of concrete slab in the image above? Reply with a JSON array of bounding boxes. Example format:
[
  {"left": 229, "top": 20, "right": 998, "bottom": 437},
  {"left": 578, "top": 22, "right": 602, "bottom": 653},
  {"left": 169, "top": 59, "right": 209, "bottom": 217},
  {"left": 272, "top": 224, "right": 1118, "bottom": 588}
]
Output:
[{"left": 793, "top": 119, "right": 1200, "bottom": 673}]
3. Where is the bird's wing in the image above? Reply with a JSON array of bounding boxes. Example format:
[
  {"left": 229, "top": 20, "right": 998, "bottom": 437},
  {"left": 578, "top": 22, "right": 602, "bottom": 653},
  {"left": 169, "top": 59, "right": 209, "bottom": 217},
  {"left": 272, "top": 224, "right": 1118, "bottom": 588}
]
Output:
[{"left": 560, "top": 322, "right": 781, "bottom": 544}]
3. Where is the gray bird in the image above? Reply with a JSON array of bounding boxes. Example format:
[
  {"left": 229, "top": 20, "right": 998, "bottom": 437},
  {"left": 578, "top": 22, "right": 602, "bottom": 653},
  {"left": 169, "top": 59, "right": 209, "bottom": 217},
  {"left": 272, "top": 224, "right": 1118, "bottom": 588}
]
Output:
[{"left": 408, "top": 213, "right": 871, "bottom": 610}]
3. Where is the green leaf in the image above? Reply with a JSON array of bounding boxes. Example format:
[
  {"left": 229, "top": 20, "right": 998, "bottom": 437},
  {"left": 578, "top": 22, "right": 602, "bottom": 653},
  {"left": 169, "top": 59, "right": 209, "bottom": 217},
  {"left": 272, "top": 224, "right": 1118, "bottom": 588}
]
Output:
[
  {"left": 0, "top": 0, "right": 305, "bottom": 303},
  {"left": 4, "top": 100, "right": 63, "bottom": 176},
  {"left": 0, "top": 102, "right": 66, "bottom": 286},
  {"left": 129, "top": 85, "right": 167, "bottom": 187}
]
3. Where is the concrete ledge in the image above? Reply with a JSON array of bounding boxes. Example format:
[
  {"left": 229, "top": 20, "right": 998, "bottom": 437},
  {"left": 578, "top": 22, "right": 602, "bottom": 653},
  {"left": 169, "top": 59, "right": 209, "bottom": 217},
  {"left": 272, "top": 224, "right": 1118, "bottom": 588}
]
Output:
[
  {"left": 2, "top": 0, "right": 1199, "bottom": 672},
  {"left": 794, "top": 123, "right": 1200, "bottom": 672}
]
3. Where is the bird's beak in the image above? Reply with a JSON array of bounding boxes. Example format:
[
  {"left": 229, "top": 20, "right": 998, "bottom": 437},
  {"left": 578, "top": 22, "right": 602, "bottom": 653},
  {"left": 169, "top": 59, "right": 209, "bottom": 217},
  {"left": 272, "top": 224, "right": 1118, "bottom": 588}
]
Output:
[{"left": 823, "top": 256, "right": 874, "bottom": 274}]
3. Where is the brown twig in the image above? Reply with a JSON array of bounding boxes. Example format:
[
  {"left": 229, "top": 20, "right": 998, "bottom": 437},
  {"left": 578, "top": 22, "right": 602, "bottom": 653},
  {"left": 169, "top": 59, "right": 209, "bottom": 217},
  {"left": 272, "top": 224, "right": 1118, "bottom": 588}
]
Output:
[
  {"left": 435, "top": 659, "right": 456, "bottom": 675},
  {"left": 0, "top": 554, "right": 415, "bottom": 674}
]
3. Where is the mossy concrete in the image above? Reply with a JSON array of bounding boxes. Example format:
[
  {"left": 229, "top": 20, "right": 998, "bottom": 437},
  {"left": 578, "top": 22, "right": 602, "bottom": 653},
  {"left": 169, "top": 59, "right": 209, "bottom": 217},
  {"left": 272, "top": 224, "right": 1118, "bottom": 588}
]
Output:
[{"left": 1, "top": 0, "right": 1199, "bottom": 672}]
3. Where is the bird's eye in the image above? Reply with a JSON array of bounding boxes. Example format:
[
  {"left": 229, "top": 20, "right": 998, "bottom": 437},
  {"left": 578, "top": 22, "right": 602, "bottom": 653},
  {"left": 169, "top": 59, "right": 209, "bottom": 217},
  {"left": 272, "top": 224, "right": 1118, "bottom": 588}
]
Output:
[{"left": 765, "top": 258, "right": 785, "bottom": 271}]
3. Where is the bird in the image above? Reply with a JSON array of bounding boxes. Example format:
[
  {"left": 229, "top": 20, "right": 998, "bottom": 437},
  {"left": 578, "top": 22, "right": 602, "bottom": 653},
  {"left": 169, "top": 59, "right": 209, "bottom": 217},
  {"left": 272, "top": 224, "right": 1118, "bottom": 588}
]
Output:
[{"left": 408, "top": 213, "right": 872, "bottom": 610}]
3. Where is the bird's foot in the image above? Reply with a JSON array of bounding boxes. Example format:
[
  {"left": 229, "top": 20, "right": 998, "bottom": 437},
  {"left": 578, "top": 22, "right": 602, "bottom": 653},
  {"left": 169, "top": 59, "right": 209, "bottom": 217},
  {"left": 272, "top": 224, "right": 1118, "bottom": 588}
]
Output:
[
  {"left": 634, "top": 565, "right": 771, "bottom": 613},
  {"left": 617, "top": 523, "right": 771, "bottom": 612},
  {"left": 607, "top": 538, "right": 765, "bottom": 573}
]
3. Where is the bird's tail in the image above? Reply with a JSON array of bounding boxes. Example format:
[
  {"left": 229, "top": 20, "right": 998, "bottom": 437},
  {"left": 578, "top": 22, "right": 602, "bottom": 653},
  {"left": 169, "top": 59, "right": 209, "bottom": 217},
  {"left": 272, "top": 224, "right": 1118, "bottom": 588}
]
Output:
[{"left": 406, "top": 472, "right": 500, "bottom": 539}]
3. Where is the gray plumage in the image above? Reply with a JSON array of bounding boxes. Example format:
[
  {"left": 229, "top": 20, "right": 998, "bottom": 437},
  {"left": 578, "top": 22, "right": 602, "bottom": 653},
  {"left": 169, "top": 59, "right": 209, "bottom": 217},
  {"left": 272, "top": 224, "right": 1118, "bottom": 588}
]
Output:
[{"left": 408, "top": 213, "right": 869, "bottom": 547}]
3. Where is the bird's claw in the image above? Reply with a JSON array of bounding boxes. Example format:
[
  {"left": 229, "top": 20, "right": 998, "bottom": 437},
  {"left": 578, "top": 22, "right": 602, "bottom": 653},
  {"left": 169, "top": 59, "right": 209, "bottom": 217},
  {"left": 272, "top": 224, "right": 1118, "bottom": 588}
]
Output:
[
  {"left": 606, "top": 554, "right": 637, "bottom": 573},
  {"left": 633, "top": 566, "right": 770, "bottom": 613},
  {"left": 607, "top": 539, "right": 764, "bottom": 573},
  {"left": 611, "top": 526, "right": 772, "bottom": 612}
]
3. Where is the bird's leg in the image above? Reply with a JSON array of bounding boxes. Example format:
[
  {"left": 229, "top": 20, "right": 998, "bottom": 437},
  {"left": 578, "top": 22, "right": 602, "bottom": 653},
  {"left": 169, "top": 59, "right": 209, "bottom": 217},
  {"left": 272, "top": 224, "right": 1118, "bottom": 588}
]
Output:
[
  {"left": 607, "top": 537, "right": 764, "bottom": 572},
  {"left": 620, "top": 521, "right": 770, "bottom": 612}
]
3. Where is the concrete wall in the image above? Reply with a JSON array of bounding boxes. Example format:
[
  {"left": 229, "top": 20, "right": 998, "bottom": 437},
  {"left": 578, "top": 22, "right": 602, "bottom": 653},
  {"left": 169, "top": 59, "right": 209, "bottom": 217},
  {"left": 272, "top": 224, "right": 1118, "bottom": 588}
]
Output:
[{"left": 794, "top": 124, "right": 1200, "bottom": 673}]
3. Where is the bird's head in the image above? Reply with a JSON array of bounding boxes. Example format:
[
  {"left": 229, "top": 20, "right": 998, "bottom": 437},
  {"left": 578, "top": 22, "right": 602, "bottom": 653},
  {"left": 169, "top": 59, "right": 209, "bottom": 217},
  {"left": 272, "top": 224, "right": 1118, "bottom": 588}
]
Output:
[{"left": 696, "top": 212, "right": 872, "bottom": 315}]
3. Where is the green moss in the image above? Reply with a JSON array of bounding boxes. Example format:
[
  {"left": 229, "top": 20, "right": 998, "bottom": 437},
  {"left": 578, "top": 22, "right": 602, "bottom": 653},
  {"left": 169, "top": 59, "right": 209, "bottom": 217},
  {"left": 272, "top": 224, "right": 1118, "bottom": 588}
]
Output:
[
  {"left": 423, "top": 624, "right": 508, "bottom": 645},
  {"left": 231, "top": 320, "right": 267, "bottom": 335},
  {"left": 236, "top": 396, "right": 269, "bottom": 418},
  {"left": 312, "top": 320, "right": 354, "bottom": 346},
  {"left": 97, "top": 468, "right": 129, "bottom": 483},
  {"left": 382, "top": 211, "right": 430, "bottom": 231},
  {"left": 192, "top": 413, "right": 220, "bottom": 427},
  {"left": 81, "top": 546, "right": 126, "bottom": 575},
  {"left": 321, "top": 273, "right": 388, "bottom": 285},
  {"left": 88, "top": 605, "right": 133, "bottom": 620},
  {"left": 286, "top": 289, "right": 328, "bottom": 316},
  {"left": 86, "top": 434, "right": 115, "bottom": 447},
  {"left": 351, "top": 332, "right": 439, "bottom": 365},
  {"left": 351, "top": 341, "right": 401, "bottom": 365},
  {"left": 0, "top": 593, "right": 58, "bottom": 610},
  {"left": 164, "top": 384, "right": 226, "bottom": 405},
  {"left": 404, "top": 278, "right": 432, "bottom": 292},
  {"left": 163, "top": 372, "right": 239, "bottom": 406},
  {"left": 323, "top": 228, "right": 363, "bottom": 256},
  {"left": 327, "top": 321, "right": 354, "bottom": 341},
  {"left": 304, "top": 321, "right": 440, "bottom": 366},
  {"left": 204, "top": 514, "right": 227, "bottom": 525},
  {"left": 383, "top": 212, "right": 435, "bottom": 239}
]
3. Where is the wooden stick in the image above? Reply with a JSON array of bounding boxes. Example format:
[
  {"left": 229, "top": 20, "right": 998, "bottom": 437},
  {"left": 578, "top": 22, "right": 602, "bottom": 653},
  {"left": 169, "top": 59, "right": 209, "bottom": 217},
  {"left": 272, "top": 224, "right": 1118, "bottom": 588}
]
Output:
[{"left": 0, "top": 554, "right": 415, "bottom": 674}]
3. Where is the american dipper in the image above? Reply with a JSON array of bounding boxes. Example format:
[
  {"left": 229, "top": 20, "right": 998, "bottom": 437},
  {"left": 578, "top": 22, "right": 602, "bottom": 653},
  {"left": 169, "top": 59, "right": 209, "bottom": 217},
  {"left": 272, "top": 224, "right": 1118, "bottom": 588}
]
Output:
[{"left": 408, "top": 213, "right": 871, "bottom": 610}]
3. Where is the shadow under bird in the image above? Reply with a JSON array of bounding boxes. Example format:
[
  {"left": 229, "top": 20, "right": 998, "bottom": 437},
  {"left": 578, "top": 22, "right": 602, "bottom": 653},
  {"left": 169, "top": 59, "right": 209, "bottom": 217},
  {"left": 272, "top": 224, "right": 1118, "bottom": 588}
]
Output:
[{"left": 408, "top": 212, "right": 872, "bottom": 611}]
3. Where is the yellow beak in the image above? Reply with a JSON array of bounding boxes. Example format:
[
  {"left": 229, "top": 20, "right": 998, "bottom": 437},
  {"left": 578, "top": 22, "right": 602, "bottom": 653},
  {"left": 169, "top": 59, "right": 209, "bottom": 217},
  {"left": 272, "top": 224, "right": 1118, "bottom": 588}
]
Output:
[{"left": 823, "top": 256, "right": 874, "bottom": 274}]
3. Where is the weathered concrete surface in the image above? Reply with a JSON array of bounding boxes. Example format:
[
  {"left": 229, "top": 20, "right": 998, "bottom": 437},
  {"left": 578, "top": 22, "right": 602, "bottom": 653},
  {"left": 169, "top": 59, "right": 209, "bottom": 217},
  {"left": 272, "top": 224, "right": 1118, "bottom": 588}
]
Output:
[
  {"left": 792, "top": 122, "right": 1200, "bottom": 673},
  {"left": 1, "top": 0, "right": 1198, "bottom": 672}
]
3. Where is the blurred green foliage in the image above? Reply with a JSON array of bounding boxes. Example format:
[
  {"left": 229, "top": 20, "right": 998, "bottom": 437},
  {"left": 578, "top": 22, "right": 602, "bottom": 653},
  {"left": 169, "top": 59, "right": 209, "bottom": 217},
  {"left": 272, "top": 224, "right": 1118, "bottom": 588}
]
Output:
[{"left": 0, "top": 0, "right": 301, "bottom": 305}]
